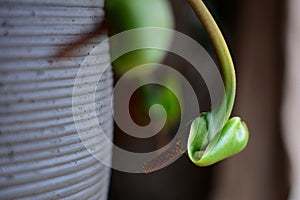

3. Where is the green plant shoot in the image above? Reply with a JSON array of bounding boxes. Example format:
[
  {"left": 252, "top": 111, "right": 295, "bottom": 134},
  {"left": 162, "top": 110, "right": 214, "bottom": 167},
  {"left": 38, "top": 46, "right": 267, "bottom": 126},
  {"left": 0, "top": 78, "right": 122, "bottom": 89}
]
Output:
[{"left": 186, "top": 0, "right": 249, "bottom": 166}]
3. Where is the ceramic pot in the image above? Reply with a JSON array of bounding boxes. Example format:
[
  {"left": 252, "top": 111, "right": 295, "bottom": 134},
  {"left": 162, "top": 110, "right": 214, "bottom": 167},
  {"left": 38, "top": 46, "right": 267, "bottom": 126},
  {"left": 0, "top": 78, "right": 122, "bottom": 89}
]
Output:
[{"left": 0, "top": 1, "right": 113, "bottom": 199}]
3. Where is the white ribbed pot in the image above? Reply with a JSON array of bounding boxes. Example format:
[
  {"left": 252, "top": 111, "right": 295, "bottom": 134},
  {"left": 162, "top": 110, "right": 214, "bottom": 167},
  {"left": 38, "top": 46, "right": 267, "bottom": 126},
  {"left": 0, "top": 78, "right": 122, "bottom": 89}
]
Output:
[{"left": 0, "top": 1, "right": 113, "bottom": 199}]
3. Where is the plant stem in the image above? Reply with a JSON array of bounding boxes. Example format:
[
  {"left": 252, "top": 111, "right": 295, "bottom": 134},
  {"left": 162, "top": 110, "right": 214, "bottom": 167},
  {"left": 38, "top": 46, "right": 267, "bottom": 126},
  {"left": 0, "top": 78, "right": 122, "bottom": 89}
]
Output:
[{"left": 188, "top": 0, "right": 236, "bottom": 124}]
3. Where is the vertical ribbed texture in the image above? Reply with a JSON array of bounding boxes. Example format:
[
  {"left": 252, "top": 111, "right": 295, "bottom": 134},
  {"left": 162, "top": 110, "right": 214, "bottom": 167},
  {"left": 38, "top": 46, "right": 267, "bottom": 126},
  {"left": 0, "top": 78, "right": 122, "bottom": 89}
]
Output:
[{"left": 0, "top": 1, "right": 113, "bottom": 199}]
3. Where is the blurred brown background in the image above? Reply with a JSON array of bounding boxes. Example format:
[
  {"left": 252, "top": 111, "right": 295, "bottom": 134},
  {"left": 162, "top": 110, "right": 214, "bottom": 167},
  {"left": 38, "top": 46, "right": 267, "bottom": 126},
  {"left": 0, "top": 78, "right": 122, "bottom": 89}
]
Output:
[{"left": 108, "top": 0, "right": 289, "bottom": 199}]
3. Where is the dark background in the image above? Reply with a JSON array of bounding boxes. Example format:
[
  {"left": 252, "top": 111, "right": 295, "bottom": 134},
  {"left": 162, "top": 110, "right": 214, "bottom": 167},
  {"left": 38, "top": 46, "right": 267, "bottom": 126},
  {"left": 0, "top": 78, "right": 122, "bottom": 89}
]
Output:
[{"left": 108, "top": 0, "right": 289, "bottom": 199}]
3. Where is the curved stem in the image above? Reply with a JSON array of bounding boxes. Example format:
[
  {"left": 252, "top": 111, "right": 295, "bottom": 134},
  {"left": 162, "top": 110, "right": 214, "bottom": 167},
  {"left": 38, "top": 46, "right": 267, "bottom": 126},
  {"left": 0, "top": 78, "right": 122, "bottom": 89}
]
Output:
[
  {"left": 188, "top": 0, "right": 236, "bottom": 123},
  {"left": 142, "top": 0, "right": 248, "bottom": 170}
]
